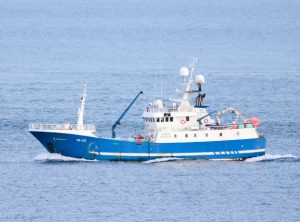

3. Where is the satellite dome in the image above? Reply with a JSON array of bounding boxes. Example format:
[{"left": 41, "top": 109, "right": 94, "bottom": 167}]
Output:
[
  {"left": 153, "top": 99, "right": 164, "bottom": 109},
  {"left": 195, "top": 74, "right": 205, "bottom": 84},
  {"left": 180, "top": 67, "right": 189, "bottom": 77}
]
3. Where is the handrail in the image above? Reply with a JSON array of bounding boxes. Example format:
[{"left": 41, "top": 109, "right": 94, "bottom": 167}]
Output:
[
  {"left": 29, "top": 123, "right": 96, "bottom": 131},
  {"left": 145, "top": 106, "right": 194, "bottom": 113},
  {"left": 207, "top": 123, "right": 254, "bottom": 130}
]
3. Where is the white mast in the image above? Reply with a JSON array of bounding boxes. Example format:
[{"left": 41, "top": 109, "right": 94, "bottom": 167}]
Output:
[
  {"left": 180, "top": 57, "right": 198, "bottom": 107},
  {"left": 77, "top": 80, "right": 87, "bottom": 127}
]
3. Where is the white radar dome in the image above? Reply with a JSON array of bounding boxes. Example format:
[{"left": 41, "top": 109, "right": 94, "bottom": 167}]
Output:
[
  {"left": 195, "top": 74, "right": 205, "bottom": 84},
  {"left": 180, "top": 67, "right": 189, "bottom": 77},
  {"left": 153, "top": 99, "right": 164, "bottom": 109}
]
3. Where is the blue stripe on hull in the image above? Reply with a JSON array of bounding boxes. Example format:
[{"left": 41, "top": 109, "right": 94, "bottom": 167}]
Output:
[{"left": 30, "top": 131, "right": 266, "bottom": 161}]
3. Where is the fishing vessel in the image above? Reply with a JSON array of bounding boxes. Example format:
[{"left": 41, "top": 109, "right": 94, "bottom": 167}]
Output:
[{"left": 29, "top": 59, "right": 266, "bottom": 161}]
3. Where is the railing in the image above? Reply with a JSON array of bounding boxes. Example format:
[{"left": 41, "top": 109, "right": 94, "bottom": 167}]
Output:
[
  {"left": 145, "top": 106, "right": 194, "bottom": 113},
  {"left": 28, "top": 123, "right": 96, "bottom": 131},
  {"left": 207, "top": 123, "right": 254, "bottom": 130}
]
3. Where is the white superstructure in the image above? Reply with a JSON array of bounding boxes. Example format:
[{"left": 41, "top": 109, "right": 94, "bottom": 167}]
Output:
[{"left": 142, "top": 58, "right": 261, "bottom": 143}]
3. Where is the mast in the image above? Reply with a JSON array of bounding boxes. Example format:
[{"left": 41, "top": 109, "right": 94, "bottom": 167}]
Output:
[
  {"left": 77, "top": 80, "right": 87, "bottom": 127},
  {"left": 180, "top": 57, "right": 198, "bottom": 107}
]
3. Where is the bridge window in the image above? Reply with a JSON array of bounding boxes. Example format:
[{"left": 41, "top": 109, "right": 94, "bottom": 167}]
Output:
[
  {"left": 170, "top": 117, "right": 173, "bottom": 122},
  {"left": 186, "top": 116, "right": 190, "bottom": 121},
  {"left": 166, "top": 117, "right": 169, "bottom": 122},
  {"left": 157, "top": 118, "right": 160, "bottom": 122}
]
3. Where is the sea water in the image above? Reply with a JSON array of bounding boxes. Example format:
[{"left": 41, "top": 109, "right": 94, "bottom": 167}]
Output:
[{"left": 0, "top": 0, "right": 299, "bottom": 221}]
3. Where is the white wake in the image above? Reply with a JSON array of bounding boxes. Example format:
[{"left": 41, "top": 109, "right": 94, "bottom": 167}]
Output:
[
  {"left": 34, "top": 153, "right": 95, "bottom": 162},
  {"left": 142, "top": 157, "right": 183, "bottom": 164},
  {"left": 245, "top": 153, "right": 298, "bottom": 163}
]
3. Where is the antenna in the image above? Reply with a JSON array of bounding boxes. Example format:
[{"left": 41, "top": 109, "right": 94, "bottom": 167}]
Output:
[
  {"left": 189, "top": 57, "right": 198, "bottom": 83},
  {"left": 154, "top": 71, "right": 157, "bottom": 99},
  {"left": 159, "top": 59, "right": 163, "bottom": 99},
  {"left": 160, "top": 71, "right": 163, "bottom": 99}
]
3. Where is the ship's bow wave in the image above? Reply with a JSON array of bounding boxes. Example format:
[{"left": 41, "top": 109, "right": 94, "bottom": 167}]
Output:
[{"left": 34, "top": 153, "right": 95, "bottom": 162}]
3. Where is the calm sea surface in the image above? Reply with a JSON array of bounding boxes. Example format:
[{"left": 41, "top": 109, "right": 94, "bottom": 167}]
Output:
[{"left": 0, "top": 0, "right": 299, "bottom": 221}]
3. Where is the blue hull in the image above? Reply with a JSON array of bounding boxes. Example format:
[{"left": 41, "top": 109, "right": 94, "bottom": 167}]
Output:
[{"left": 30, "top": 131, "right": 266, "bottom": 161}]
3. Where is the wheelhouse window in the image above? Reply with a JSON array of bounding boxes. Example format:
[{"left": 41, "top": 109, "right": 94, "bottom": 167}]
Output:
[
  {"left": 166, "top": 117, "right": 169, "bottom": 122},
  {"left": 170, "top": 117, "right": 173, "bottom": 122},
  {"left": 220, "top": 133, "right": 222, "bottom": 137},
  {"left": 157, "top": 118, "right": 160, "bottom": 122},
  {"left": 161, "top": 117, "right": 164, "bottom": 122}
]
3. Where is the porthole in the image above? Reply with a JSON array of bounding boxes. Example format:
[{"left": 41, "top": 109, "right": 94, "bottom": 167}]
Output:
[{"left": 185, "top": 134, "right": 188, "bottom": 138}]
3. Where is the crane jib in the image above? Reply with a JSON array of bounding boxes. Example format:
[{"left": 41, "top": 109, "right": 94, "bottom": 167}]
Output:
[{"left": 112, "top": 91, "right": 143, "bottom": 138}]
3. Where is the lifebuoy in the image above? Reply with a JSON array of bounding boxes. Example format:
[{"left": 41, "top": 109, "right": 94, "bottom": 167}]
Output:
[
  {"left": 180, "top": 119, "right": 186, "bottom": 124},
  {"left": 231, "top": 124, "right": 238, "bottom": 129},
  {"left": 204, "top": 119, "right": 209, "bottom": 124}
]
